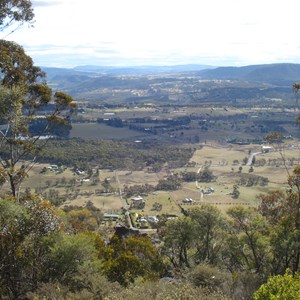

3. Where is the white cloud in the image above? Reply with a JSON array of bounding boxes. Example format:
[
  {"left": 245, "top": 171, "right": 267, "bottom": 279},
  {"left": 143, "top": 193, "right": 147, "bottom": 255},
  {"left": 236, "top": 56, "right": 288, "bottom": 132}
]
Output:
[{"left": 6, "top": 0, "right": 300, "bottom": 67}]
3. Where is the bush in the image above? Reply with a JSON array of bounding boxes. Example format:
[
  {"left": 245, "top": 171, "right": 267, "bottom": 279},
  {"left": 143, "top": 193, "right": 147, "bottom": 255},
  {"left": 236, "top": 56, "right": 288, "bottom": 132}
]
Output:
[
  {"left": 188, "top": 264, "right": 232, "bottom": 296},
  {"left": 253, "top": 269, "right": 300, "bottom": 300}
]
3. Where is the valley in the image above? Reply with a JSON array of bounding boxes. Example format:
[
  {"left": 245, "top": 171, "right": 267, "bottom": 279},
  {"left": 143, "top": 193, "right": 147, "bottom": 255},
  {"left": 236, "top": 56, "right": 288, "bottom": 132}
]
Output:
[{"left": 5, "top": 63, "right": 300, "bottom": 226}]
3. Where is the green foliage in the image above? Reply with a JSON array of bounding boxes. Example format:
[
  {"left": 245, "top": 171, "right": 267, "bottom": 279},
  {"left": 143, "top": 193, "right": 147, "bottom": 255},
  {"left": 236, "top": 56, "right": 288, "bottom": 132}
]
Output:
[
  {"left": 124, "top": 183, "right": 155, "bottom": 198},
  {"left": 26, "top": 274, "right": 121, "bottom": 300},
  {"left": 103, "top": 235, "right": 164, "bottom": 286},
  {"left": 188, "top": 264, "right": 232, "bottom": 295},
  {"left": 225, "top": 206, "right": 270, "bottom": 274},
  {"left": 44, "top": 233, "right": 100, "bottom": 286},
  {"left": 189, "top": 205, "right": 226, "bottom": 264},
  {"left": 152, "top": 202, "right": 163, "bottom": 211},
  {"left": 66, "top": 208, "right": 98, "bottom": 233},
  {"left": 231, "top": 184, "right": 240, "bottom": 199},
  {"left": 156, "top": 175, "right": 181, "bottom": 191},
  {"left": 0, "top": 40, "right": 76, "bottom": 196},
  {"left": 181, "top": 171, "right": 198, "bottom": 182},
  {"left": 0, "top": 0, "right": 34, "bottom": 33},
  {"left": 37, "top": 139, "right": 193, "bottom": 171},
  {"left": 258, "top": 190, "right": 290, "bottom": 225},
  {"left": 258, "top": 186, "right": 300, "bottom": 274},
  {"left": 107, "top": 281, "right": 230, "bottom": 300},
  {"left": 161, "top": 217, "right": 196, "bottom": 268},
  {"left": 254, "top": 269, "right": 300, "bottom": 300},
  {"left": 62, "top": 202, "right": 103, "bottom": 233},
  {"left": 0, "top": 197, "right": 62, "bottom": 298},
  {"left": 238, "top": 173, "right": 269, "bottom": 187},
  {"left": 198, "top": 166, "right": 216, "bottom": 182}
]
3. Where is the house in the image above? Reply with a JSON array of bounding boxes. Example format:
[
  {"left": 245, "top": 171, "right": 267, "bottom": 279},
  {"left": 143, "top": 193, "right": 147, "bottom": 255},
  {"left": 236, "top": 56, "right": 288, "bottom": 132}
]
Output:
[
  {"left": 131, "top": 196, "right": 145, "bottom": 209},
  {"left": 136, "top": 217, "right": 148, "bottom": 227},
  {"left": 103, "top": 213, "right": 120, "bottom": 221},
  {"left": 47, "top": 164, "right": 59, "bottom": 170},
  {"left": 148, "top": 216, "right": 159, "bottom": 223},
  {"left": 262, "top": 145, "right": 273, "bottom": 153},
  {"left": 183, "top": 198, "right": 193, "bottom": 203},
  {"left": 165, "top": 214, "right": 179, "bottom": 220}
]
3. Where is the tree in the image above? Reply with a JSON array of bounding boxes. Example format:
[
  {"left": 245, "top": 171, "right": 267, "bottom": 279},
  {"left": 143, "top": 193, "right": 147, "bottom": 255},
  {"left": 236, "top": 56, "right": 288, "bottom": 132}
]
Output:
[
  {"left": 161, "top": 217, "right": 196, "bottom": 268},
  {"left": 0, "top": 197, "right": 62, "bottom": 298},
  {"left": 189, "top": 205, "right": 225, "bottom": 265},
  {"left": 258, "top": 187, "right": 300, "bottom": 274},
  {"left": 0, "top": 40, "right": 76, "bottom": 197},
  {"left": 181, "top": 171, "right": 197, "bottom": 182},
  {"left": 152, "top": 202, "right": 162, "bottom": 211},
  {"left": 225, "top": 206, "right": 270, "bottom": 274},
  {"left": 268, "top": 166, "right": 300, "bottom": 273},
  {"left": 0, "top": 0, "right": 34, "bottom": 35},
  {"left": 188, "top": 264, "right": 232, "bottom": 295},
  {"left": 231, "top": 184, "right": 240, "bottom": 199},
  {"left": 156, "top": 175, "right": 181, "bottom": 191},
  {"left": 66, "top": 208, "right": 99, "bottom": 233},
  {"left": 103, "top": 235, "right": 164, "bottom": 286},
  {"left": 198, "top": 166, "right": 215, "bottom": 182},
  {"left": 253, "top": 269, "right": 300, "bottom": 300},
  {"left": 44, "top": 233, "right": 101, "bottom": 287},
  {"left": 293, "top": 82, "right": 300, "bottom": 108}
]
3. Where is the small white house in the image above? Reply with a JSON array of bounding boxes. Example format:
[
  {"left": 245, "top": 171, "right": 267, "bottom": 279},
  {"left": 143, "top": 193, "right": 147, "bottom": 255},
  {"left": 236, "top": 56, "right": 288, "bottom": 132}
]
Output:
[
  {"left": 183, "top": 198, "right": 193, "bottom": 203},
  {"left": 148, "top": 216, "right": 159, "bottom": 223},
  {"left": 261, "top": 146, "right": 273, "bottom": 153},
  {"left": 47, "top": 164, "right": 58, "bottom": 170}
]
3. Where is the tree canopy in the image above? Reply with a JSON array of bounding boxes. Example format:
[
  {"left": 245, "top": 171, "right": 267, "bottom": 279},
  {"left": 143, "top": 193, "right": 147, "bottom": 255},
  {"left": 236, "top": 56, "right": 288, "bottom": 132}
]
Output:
[
  {"left": 0, "top": 40, "right": 76, "bottom": 197},
  {"left": 0, "top": 0, "right": 34, "bottom": 35}
]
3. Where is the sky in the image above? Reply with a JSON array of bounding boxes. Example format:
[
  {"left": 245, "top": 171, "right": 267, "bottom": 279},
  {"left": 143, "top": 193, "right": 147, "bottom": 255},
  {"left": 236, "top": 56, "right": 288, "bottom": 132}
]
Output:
[{"left": 3, "top": 0, "right": 300, "bottom": 68}]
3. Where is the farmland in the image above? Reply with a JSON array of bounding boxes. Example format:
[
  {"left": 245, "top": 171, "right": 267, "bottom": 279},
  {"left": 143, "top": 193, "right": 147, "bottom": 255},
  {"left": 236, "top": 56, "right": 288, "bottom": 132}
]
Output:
[
  {"left": 15, "top": 142, "right": 299, "bottom": 220},
  {"left": 2, "top": 64, "right": 300, "bottom": 222}
]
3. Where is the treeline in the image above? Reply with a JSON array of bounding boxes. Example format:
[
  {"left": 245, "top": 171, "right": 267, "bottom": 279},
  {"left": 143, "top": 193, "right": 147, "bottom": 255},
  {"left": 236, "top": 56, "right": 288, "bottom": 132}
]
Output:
[{"left": 35, "top": 138, "right": 194, "bottom": 171}]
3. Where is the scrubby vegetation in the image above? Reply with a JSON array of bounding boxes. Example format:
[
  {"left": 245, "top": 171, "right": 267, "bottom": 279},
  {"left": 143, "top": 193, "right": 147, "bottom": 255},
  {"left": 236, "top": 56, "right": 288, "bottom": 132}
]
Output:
[
  {"left": 2, "top": 2, "right": 300, "bottom": 299},
  {"left": 2, "top": 176, "right": 300, "bottom": 299}
]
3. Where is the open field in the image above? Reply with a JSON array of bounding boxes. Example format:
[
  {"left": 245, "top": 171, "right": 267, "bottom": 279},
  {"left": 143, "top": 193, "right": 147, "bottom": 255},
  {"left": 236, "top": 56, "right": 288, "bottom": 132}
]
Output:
[
  {"left": 116, "top": 169, "right": 169, "bottom": 187},
  {"left": 19, "top": 165, "right": 122, "bottom": 212},
  {"left": 191, "top": 145, "right": 250, "bottom": 165},
  {"left": 4, "top": 142, "right": 299, "bottom": 218}
]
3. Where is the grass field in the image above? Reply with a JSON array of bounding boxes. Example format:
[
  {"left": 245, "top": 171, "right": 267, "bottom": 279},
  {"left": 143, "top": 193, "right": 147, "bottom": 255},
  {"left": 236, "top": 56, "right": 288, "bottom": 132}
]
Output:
[
  {"left": 5, "top": 143, "right": 299, "bottom": 217},
  {"left": 191, "top": 145, "right": 249, "bottom": 165}
]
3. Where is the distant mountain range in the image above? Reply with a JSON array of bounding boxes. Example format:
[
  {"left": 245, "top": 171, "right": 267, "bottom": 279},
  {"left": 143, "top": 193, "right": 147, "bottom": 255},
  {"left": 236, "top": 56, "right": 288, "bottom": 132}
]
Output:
[
  {"left": 42, "top": 63, "right": 300, "bottom": 101},
  {"left": 198, "top": 63, "right": 300, "bottom": 84},
  {"left": 43, "top": 63, "right": 300, "bottom": 84},
  {"left": 42, "top": 64, "right": 214, "bottom": 80}
]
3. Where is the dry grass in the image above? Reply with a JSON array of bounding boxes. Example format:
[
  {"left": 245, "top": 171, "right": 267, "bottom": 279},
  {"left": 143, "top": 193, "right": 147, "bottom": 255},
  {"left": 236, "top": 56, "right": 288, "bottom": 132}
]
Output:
[
  {"left": 191, "top": 145, "right": 250, "bottom": 165},
  {"left": 6, "top": 143, "right": 300, "bottom": 216}
]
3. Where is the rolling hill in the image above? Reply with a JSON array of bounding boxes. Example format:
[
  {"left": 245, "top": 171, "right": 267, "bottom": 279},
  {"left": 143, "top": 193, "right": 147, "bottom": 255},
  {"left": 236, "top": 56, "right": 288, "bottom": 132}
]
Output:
[{"left": 42, "top": 63, "right": 300, "bottom": 102}]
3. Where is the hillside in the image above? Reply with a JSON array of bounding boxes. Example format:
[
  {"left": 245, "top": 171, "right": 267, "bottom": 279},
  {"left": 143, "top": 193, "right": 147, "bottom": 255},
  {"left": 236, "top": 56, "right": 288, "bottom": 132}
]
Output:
[
  {"left": 198, "top": 63, "right": 300, "bottom": 84},
  {"left": 42, "top": 63, "right": 300, "bottom": 103}
]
